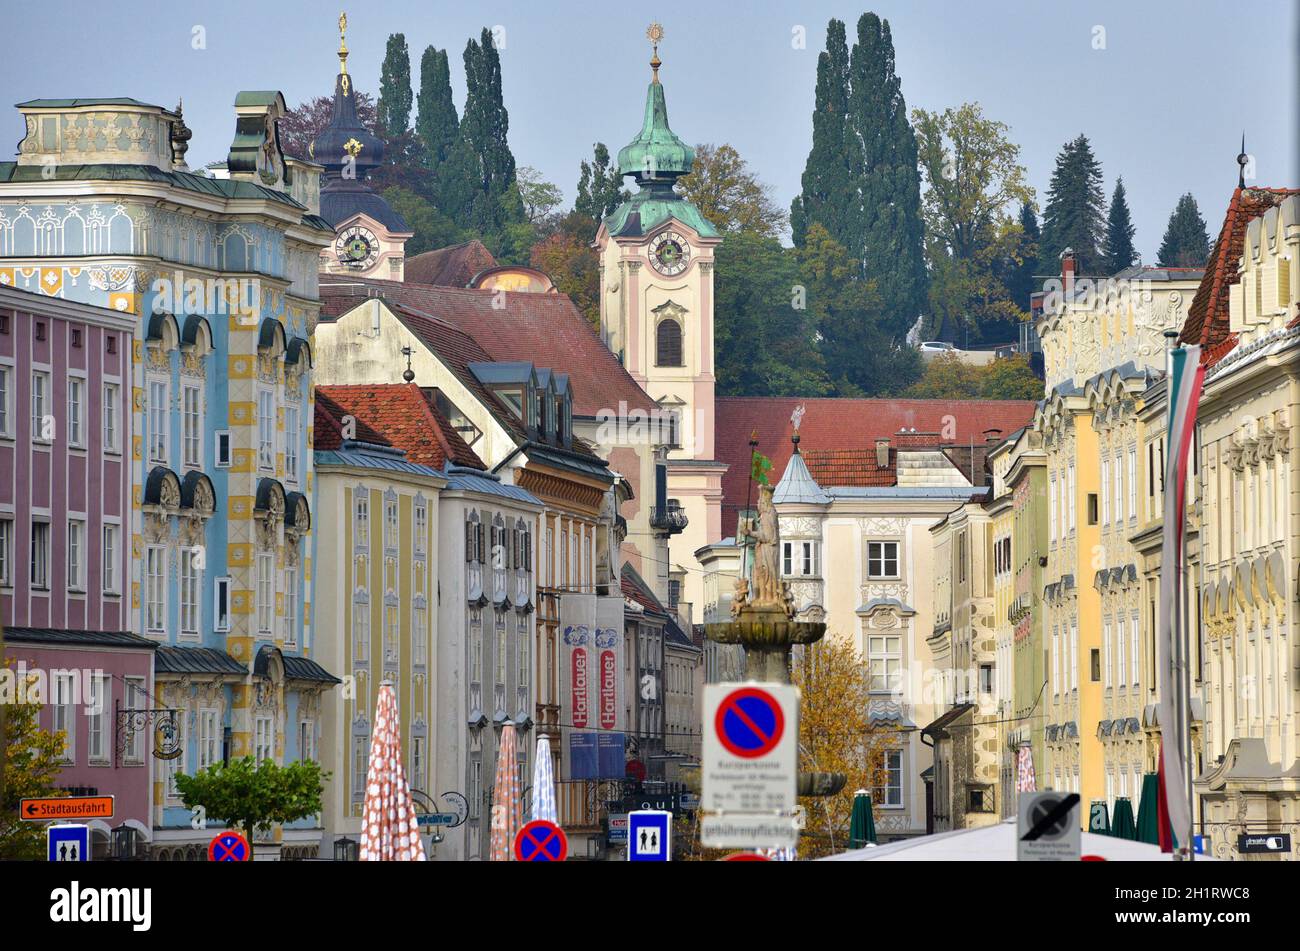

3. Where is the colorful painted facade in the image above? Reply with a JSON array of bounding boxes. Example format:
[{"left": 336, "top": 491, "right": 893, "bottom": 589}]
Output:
[{"left": 0, "top": 93, "right": 338, "bottom": 858}]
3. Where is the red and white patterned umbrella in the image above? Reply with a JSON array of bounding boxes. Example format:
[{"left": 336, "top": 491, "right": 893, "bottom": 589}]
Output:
[
  {"left": 1015, "top": 745, "right": 1037, "bottom": 794},
  {"left": 359, "top": 682, "right": 426, "bottom": 861},
  {"left": 488, "top": 722, "right": 522, "bottom": 861}
]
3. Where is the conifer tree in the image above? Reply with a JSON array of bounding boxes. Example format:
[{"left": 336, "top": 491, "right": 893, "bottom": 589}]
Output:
[
  {"left": 1103, "top": 177, "right": 1137, "bottom": 273},
  {"left": 1007, "top": 201, "right": 1041, "bottom": 310},
  {"left": 1040, "top": 134, "right": 1106, "bottom": 273},
  {"left": 574, "top": 143, "right": 626, "bottom": 226},
  {"left": 376, "top": 33, "right": 413, "bottom": 136},
  {"left": 1157, "top": 193, "right": 1211, "bottom": 268}
]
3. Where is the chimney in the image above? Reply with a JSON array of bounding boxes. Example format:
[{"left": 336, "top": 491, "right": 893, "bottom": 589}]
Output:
[
  {"left": 1060, "top": 248, "right": 1076, "bottom": 296},
  {"left": 875, "top": 437, "right": 890, "bottom": 468},
  {"left": 983, "top": 428, "right": 1002, "bottom": 445}
]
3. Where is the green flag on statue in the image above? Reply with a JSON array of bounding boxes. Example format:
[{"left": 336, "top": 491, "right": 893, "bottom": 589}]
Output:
[{"left": 751, "top": 451, "right": 773, "bottom": 486}]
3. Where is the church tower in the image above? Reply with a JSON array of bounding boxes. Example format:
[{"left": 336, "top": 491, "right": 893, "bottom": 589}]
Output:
[
  {"left": 314, "top": 12, "right": 413, "bottom": 280},
  {"left": 596, "top": 25, "right": 726, "bottom": 611}
]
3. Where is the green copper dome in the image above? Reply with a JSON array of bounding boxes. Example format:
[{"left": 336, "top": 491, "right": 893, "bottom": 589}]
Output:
[{"left": 617, "top": 80, "right": 695, "bottom": 183}]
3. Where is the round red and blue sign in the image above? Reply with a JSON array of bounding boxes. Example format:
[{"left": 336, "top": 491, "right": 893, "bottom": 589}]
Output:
[
  {"left": 514, "top": 819, "right": 568, "bottom": 862},
  {"left": 208, "top": 830, "right": 250, "bottom": 862},
  {"left": 715, "top": 686, "right": 785, "bottom": 759}
]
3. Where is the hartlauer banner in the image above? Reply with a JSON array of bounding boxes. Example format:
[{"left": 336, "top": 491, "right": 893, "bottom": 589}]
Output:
[{"left": 565, "top": 626, "right": 590, "bottom": 729}]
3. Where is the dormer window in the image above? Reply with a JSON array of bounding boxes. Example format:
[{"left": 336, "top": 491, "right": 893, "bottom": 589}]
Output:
[{"left": 541, "top": 390, "right": 553, "bottom": 439}]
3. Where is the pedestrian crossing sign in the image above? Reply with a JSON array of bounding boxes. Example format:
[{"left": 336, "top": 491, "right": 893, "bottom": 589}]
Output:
[{"left": 628, "top": 809, "right": 672, "bottom": 862}]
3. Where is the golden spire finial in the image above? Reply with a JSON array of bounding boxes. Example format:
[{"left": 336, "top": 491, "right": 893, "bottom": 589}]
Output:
[
  {"left": 338, "top": 11, "right": 349, "bottom": 76},
  {"left": 646, "top": 22, "right": 663, "bottom": 83}
]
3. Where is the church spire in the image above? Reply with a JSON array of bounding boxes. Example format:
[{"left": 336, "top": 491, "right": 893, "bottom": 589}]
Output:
[
  {"left": 617, "top": 24, "right": 694, "bottom": 187},
  {"left": 338, "top": 11, "right": 350, "bottom": 80},
  {"left": 311, "top": 8, "right": 383, "bottom": 177}
]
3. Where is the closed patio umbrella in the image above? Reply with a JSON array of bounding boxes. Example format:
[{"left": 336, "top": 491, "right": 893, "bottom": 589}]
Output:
[
  {"left": 489, "top": 722, "right": 523, "bottom": 861},
  {"left": 359, "top": 682, "right": 426, "bottom": 861},
  {"left": 1112, "top": 797, "right": 1137, "bottom": 840},
  {"left": 531, "top": 736, "right": 557, "bottom": 824},
  {"left": 1136, "top": 773, "right": 1160, "bottom": 845},
  {"left": 1089, "top": 800, "right": 1111, "bottom": 836},
  {"left": 849, "top": 790, "right": 877, "bottom": 848}
]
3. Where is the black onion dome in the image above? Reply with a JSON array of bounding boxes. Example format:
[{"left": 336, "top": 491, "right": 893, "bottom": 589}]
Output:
[{"left": 310, "top": 73, "right": 383, "bottom": 179}]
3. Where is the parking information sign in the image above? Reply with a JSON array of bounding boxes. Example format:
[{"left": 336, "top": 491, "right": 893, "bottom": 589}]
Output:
[
  {"left": 702, "top": 683, "right": 798, "bottom": 814},
  {"left": 1017, "top": 791, "right": 1081, "bottom": 861},
  {"left": 627, "top": 810, "right": 672, "bottom": 862}
]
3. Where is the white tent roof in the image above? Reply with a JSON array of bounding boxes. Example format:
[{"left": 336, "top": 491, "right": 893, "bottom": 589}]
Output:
[{"left": 820, "top": 818, "right": 1217, "bottom": 862}]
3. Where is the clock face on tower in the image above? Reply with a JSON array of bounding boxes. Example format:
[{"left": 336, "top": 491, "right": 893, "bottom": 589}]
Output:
[
  {"left": 648, "top": 230, "right": 690, "bottom": 276},
  {"left": 336, "top": 226, "right": 380, "bottom": 270}
]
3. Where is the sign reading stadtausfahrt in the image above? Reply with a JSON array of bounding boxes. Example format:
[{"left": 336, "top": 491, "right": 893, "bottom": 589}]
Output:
[
  {"left": 701, "top": 682, "right": 798, "bottom": 818},
  {"left": 1017, "top": 791, "right": 1081, "bottom": 862}
]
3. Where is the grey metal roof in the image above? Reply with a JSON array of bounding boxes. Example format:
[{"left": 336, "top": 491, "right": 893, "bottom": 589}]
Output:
[
  {"left": 283, "top": 655, "right": 342, "bottom": 684},
  {"left": 315, "top": 448, "right": 443, "bottom": 478},
  {"left": 319, "top": 180, "right": 410, "bottom": 232},
  {"left": 3, "top": 627, "right": 157, "bottom": 649},
  {"left": 773, "top": 450, "right": 830, "bottom": 505},
  {"left": 443, "top": 467, "right": 541, "bottom": 505},
  {"left": 155, "top": 646, "right": 246, "bottom": 676}
]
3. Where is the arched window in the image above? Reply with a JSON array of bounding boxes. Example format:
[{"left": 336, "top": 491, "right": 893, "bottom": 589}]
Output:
[{"left": 656, "top": 318, "right": 683, "bottom": 367}]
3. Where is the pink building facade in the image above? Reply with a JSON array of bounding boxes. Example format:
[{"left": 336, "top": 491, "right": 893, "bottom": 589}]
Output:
[{"left": 0, "top": 285, "right": 155, "bottom": 855}]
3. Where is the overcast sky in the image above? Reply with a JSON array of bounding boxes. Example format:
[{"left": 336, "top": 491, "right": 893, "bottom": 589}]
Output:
[{"left": 5, "top": 0, "right": 1296, "bottom": 261}]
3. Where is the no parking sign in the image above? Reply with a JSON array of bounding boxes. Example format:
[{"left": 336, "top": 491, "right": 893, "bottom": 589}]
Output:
[{"left": 701, "top": 682, "right": 798, "bottom": 814}]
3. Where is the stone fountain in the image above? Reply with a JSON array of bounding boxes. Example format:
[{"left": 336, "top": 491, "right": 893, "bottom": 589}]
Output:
[{"left": 704, "top": 481, "right": 846, "bottom": 798}]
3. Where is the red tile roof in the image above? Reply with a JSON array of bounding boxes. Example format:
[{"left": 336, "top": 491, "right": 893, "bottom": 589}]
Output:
[
  {"left": 316, "top": 383, "right": 485, "bottom": 470},
  {"left": 314, "top": 390, "right": 392, "bottom": 450},
  {"left": 715, "top": 397, "right": 1036, "bottom": 529},
  {"left": 319, "top": 274, "right": 653, "bottom": 418},
  {"left": 403, "top": 239, "right": 497, "bottom": 287},
  {"left": 802, "top": 448, "right": 894, "bottom": 487},
  {"left": 1180, "top": 186, "right": 1300, "bottom": 365}
]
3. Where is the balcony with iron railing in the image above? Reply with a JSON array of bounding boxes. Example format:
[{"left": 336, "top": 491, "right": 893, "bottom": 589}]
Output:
[{"left": 650, "top": 503, "right": 689, "bottom": 535}]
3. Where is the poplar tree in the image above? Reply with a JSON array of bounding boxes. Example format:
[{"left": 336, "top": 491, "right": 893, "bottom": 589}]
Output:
[
  {"left": 415, "top": 46, "right": 459, "bottom": 177},
  {"left": 844, "top": 12, "right": 928, "bottom": 339},
  {"left": 446, "top": 28, "right": 523, "bottom": 235},
  {"left": 1103, "top": 177, "right": 1137, "bottom": 273},
  {"left": 376, "top": 33, "right": 413, "bottom": 136},
  {"left": 574, "top": 142, "right": 626, "bottom": 226},
  {"left": 1157, "top": 193, "right": 1211, "bottom": 268},
  {"left": 1040, "top": 134, "right": 1106, "bottom": 273},
  {"left": 790, "top": 18, "right": 853, "bottom": 248},
  {"left": 1007, "top": 201, "right": 1041, "bottom": 311}
]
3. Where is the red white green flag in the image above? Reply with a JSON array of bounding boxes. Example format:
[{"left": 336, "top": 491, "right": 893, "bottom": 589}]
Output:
[{"left": 1156, "top": 345, "right": 1205, "bottom": 851}]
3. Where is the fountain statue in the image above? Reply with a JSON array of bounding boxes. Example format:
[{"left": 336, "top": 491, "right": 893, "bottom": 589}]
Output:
[{"left": 705, "top": 471, "right": 846, "bottom": 798}]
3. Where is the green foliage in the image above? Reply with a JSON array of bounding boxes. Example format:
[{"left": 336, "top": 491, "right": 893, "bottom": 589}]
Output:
[
  {"left": 1157, "top": 193, "right": 1210, "bottom": 269},
  {"left": 377, "top": 33, "right": 413, "bottom": 136},
  {"left": 792, "top": 14, "right": 928, "bottom": 339},
  {"left": 1041, "top": 134, "right": 1106, "bottom": 273},
  {"left": 712, "top": 231, "right": 832, "bottom": 397},
  {"left": 1007, "top": 201, "right": 1041, "bottom": 310},
  {"left": 1104, "top": 177, "right": 1138, "bottom": 273},
  {"left": 382, "top": 186, "right": 463, "bottom": 257},
  {"left": 415, "top": 46, "right": 459, "bottom": 175},
  {"left": 0, "top": 661, "right": 68, "bottom": 860},
  {"left": 675, "top": 143, "right": 787, "bottom": 238},
  {"left": 906, "top": 352, "right": 1041, "bottom": 400},
  {"left": 791, "top": 19, "right": 853, "bottom": 247},
  {"left": 843, "top": 13, "right": 929, "bottom": 339},
  {"left": 447, "top": 28, "right": 524, "bottom": 240},
  {"left": 175, "top": 756, "right": 327, "bottom": 844},
  {"left": 516, "top": 167, "right": 563, "bottom": 225},
  {"left": 531, "top": 220, "right": 600, "bottom": 326},
  {"left": 574, "top": 143, "right": 627, "bottom": 225},
  {"left": 914, "top": 102, "right": 1034, "bottom": 345},
  {"left": 799, "top": 222, "right": 922, "bottom": 395}
]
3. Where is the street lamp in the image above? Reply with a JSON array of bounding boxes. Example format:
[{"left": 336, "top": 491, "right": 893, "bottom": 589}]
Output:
[{"left": 334, "top": 836, "right": 359, "bottom": 862}]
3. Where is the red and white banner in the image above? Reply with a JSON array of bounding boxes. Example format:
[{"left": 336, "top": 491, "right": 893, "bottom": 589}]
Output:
[
  {"left": 571, "top": 647, "right": 589, "bottom": 729},
  {"left": 599, "top": 650, "right": 617, "bottom": 730}
]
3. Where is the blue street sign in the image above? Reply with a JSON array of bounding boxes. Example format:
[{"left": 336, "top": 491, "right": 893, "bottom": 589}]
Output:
[
  {"left": 628, "top": 810, "right": 672, "bottom": 862},
  {"left": 416, "top": 813, "right": 458, "bottom": 827},
  {"left": 1193, "top": 834, "right": 1209, "bottom": 855},
  {"left": 48, "top": 824, "right": 90, "bottom": 862}
]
